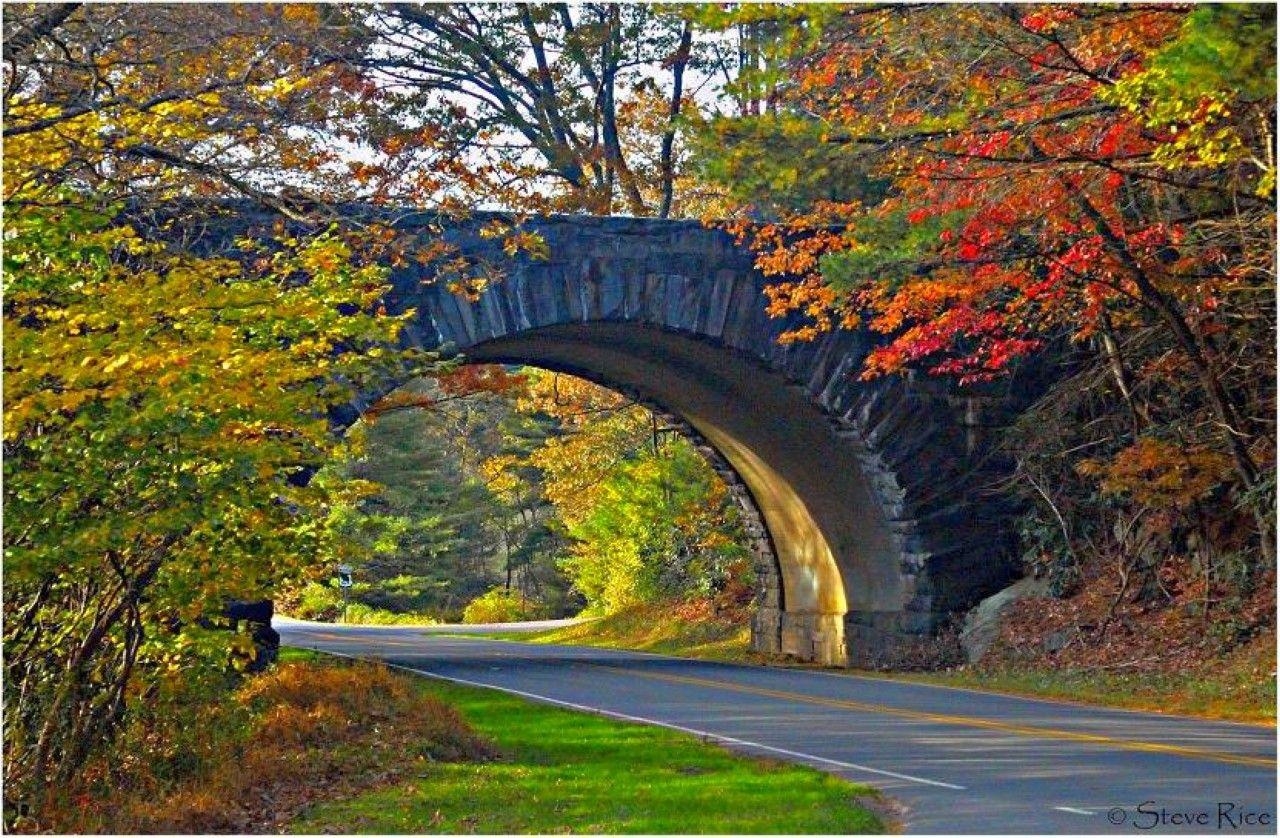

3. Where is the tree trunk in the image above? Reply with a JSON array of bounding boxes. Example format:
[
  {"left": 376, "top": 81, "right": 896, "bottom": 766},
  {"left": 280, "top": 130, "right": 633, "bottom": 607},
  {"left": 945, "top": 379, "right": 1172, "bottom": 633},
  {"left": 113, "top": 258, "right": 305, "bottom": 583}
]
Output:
[
  {"left": 1077, "top": 194, "right": 1274, "bottom": 566},
  {"left": 600, "top": 6, "right": 647, "bottom": 216},
  {"left": 1097, "top": 312, "right": 1146, "bottom": 436},
  {"left": 658, "top": 21, "right": 692, "bottom": 219}
]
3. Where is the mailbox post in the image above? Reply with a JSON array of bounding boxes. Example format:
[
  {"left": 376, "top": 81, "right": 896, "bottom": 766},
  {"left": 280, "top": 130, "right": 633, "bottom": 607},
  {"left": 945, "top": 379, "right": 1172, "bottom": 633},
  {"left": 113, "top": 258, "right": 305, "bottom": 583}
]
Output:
[{"left": 337, "top": 564, "right": 353, "bottom": 624}]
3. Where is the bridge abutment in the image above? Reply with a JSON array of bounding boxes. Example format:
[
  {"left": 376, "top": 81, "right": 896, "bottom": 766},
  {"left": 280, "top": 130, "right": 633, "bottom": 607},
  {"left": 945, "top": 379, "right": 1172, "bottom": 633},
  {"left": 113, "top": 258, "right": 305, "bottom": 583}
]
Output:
[{"left": 783, "top": 611, "right": 849, "bottom": 666}]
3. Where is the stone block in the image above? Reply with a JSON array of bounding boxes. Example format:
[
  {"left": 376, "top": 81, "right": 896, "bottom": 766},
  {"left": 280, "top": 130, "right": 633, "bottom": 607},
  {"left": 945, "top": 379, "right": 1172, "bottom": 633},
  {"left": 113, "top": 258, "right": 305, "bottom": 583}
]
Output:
[
  {"left": 779, "top": 612, "right": 848, "bottom": 666},
  {"left": 751, "top": 607, "right": 782, "bottom": 655}
]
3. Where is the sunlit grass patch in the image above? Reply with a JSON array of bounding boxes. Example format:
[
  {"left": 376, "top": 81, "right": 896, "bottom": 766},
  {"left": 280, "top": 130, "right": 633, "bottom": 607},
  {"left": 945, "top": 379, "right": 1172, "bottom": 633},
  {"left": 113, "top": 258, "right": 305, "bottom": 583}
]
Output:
[
  {"left": 292, "top": 674, "right": 885, "bottom": 834},
  {"left": 491, "top": 599, "right": 755, "bottom": 663}
]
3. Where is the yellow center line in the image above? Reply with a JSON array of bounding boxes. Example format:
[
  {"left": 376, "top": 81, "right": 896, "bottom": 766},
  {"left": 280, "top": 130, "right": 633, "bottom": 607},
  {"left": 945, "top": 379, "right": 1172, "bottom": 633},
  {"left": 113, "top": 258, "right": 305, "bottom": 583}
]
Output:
[{"left": 585, "top": 664, "right": 1276, "bottom": 769}]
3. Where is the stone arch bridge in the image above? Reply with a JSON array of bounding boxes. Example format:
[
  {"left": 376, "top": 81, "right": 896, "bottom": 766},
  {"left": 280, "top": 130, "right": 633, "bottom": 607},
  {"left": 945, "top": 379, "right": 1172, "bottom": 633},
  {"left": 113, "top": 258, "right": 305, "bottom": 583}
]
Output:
[{"left": 215, "top": 209, "right": 1039, "bottom": 667}]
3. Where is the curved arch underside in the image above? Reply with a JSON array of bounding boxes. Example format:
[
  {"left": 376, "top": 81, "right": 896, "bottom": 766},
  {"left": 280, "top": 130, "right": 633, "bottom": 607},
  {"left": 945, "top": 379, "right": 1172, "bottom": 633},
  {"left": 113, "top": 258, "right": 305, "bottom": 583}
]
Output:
[{"left": 469, "top": 324, "right": 883, "bottom": 665}]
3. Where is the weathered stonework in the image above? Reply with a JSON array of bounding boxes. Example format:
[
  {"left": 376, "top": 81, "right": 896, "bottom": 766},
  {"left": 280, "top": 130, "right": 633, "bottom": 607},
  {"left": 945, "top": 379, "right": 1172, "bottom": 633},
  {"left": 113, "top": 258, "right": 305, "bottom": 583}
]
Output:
[{"left": 210, "top": 208, "right": 1037, "bottom": 667}]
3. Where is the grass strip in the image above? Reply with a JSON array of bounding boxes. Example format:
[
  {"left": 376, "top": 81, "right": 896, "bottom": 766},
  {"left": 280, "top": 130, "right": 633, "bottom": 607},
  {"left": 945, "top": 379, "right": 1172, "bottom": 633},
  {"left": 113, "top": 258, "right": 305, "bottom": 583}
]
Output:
[
  {"left": 485, "top": 603, "right": 754, "bottom": 663},
  {"left": 289, "top": 648, "right": 885, "bottom": 834}
]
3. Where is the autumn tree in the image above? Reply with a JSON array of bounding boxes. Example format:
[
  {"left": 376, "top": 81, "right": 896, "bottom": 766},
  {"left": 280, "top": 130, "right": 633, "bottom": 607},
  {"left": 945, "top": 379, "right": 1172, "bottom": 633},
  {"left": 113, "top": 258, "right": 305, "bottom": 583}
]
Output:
[
  {"left": 501, "top": 370, "right": 748, "bottom": 614},
  {"left": 345, "top": 3, "right": 753, "bottom": 217},
  {"left": 322, "top": 379, "right": 503, "bottom": 617},
  {"left": 2, "top": 202, "right": 423, "bottom": 797},
  {"left": 554, "top": 441, "right": 748, "bottom": 614},
  {"left": 317, "top": 365, "right": 587, "bottom": 619},
  {"left": 2, "top": 5, "right": 384, "bottom": 216},
  {"left": 1, "top": 3, "right": 440, "bottom": 801},
  {"left": 700, "top": 5, "right": 1275, "bottom": 612},
  {"left": 472, "top": 397, "right": 565, "bottom": 601}
]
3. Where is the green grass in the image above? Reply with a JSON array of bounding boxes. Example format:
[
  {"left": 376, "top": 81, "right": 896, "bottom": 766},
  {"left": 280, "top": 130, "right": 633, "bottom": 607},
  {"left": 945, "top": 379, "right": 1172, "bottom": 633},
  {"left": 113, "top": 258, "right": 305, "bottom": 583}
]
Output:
[
  {"left": 487, "top": 603, "right": 755, "bottom": 663},
  {"left": 290, "top": 657, "right": 885, "bottom": 834},
  {"left": 277, "top": 646, "right": 325, "bottom": 663}
]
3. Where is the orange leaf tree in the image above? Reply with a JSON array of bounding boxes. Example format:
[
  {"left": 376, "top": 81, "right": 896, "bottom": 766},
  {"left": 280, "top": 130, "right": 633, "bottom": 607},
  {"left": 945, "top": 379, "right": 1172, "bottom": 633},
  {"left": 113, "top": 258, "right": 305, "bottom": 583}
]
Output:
[{"left": 701, "top": 4, "right": 1275, "bottom": 569}]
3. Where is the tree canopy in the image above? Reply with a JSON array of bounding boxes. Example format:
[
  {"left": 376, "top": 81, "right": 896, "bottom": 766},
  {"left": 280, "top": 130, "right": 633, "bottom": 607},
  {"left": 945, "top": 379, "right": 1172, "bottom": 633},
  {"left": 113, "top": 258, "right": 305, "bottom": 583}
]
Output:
[
  {"left": 699, "top": 2, "right": 1275, "bottom": 631},
  {"left": 1, "top": 2, "right": 422, "bottom": 799}
]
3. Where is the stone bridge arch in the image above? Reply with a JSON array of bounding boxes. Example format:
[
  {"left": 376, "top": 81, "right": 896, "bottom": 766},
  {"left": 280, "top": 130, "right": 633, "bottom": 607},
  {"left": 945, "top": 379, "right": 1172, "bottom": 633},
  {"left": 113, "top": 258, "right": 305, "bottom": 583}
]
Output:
[
  {"left": 356, "top": 211, "right": 1029, "bottom": 667},
  {"left": 210, "top": 207, "right": 1030, "bottom": 666}
]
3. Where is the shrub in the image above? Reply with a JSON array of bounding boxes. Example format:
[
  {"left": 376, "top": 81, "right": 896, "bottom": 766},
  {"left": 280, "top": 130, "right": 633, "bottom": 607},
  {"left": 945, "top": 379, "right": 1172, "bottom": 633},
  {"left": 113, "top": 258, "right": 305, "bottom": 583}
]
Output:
[
  {"left": 342, "top": 602, "right": 439, "bottom": 625},
  {"left": 24, "top": 660, "right": 495, "bottom": 834},
  {"left": 462, "top": 587, "right": 544, "bottom": 624},
  {"left": 291, "top": 581, "right": 344, "bottom": 621}
]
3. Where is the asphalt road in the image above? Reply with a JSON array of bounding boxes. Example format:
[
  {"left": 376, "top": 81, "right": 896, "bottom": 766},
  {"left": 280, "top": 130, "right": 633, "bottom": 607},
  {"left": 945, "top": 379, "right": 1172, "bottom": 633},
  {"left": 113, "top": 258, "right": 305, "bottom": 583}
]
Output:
[{"left": 277, "top": 619, "right": 1277, "bottom": 834}]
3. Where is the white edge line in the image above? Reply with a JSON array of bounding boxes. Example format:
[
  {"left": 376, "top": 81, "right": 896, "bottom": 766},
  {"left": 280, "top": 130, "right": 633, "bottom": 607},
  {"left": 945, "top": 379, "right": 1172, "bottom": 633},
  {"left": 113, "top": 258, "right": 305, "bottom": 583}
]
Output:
[
  {"left": 390, "top": 627, "right": 1278, "bottom": 732},
  {"left": 1053, "top": 807, "right": 1096, "bottom": 816},
  {"left": 287, "top": 642, "right": 966, "bottom": 791}
]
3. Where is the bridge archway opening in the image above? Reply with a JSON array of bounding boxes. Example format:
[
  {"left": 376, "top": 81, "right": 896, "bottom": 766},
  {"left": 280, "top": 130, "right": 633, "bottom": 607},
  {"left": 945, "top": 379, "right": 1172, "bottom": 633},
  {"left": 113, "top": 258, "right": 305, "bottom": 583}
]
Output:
[{"left": 463, "top": 322, "right": 911, "bottom": 667}]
